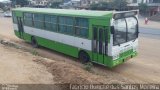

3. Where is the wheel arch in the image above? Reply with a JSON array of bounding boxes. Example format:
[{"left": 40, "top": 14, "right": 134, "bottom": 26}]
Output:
[
  {"left": 31, "top": 35, "right": 39, "bottom": 48},
  {"left": 78, "top": 49, "right": 91, "bottom": 60}
]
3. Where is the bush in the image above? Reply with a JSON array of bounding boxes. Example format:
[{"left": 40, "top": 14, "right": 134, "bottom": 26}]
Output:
[
  {"left": 83, "top": 62, "right": 93, "bottom": 72},
  {"left": 139, "top": 3, "right": 149, "bottom": 15}
]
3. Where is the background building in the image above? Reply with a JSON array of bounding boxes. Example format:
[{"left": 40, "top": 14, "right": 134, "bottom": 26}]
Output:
[
  {"left": 29, "top": 0, "right": 50, "bottom": 7},
  {"left": 60, "top": 0, "right": 112, "bottom": 9},
  {"left": 128, "top": 0, "right": 160, "bottom": 16}
]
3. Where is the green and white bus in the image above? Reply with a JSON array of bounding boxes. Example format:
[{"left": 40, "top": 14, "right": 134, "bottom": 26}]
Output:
[{"left": 12, "top": 8, "right": 139, "bottom": 68}]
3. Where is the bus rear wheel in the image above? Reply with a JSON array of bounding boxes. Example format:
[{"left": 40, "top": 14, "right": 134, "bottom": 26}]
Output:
[
  {"left": 31, "top": 37, "right": 38, "bottom": 48},
  {"left": 79, "top": 51, "right": 90, "bottom": 63}
]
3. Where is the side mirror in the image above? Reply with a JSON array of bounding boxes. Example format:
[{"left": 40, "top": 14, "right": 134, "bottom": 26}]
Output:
[{"left": 111, "top": 26, "right": 115, "bottom": 34}]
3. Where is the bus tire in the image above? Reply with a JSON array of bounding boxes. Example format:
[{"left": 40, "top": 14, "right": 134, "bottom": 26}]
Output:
[
  {"left": 79, "top": 51, "right": 90, "bottom": 63},
  {"left": 31, "top": 37, "right": 38, "bottom": 48}
]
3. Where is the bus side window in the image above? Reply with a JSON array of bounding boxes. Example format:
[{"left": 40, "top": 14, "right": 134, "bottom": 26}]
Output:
[
  {"left": 33, "top": 14, "right": 44, "bottom": 29},
  {"left": 44, "top": 15, "right": 57, "bottom": 32},
  {"left": 75, "top": 18, "right": 89, "bottom": 38},
  {"left": 59, "top": 16, "right": 74, "bottom": 35},
  {"left": 24, "top": 13, "right": 33, "bottom": 27}
]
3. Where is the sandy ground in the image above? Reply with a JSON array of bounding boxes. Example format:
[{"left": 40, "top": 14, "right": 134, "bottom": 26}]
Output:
[
  {"left": 0, "top": 42, "right": 125, "bottom": 84},
  {"left": 0, "top": 44, "right": 54, "bottom": 84},
  {"left": 0, "top": 16, "right": 160, "bottom": 84},
  {"left": 112, "top": 37, "right": 160, "bottom": 83}
]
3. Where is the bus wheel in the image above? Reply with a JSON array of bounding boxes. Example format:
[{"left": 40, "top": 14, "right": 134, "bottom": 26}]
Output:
[
  {"left": 79, "top": 51, "right": 90, "bottom": 63},
  {"left": 31, "top": 37, "right": 38, "bottom": 48}
]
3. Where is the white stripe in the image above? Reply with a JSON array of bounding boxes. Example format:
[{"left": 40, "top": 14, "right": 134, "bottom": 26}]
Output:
[{"left": 23, "top": 26, "right": 92, "bottom": 51}]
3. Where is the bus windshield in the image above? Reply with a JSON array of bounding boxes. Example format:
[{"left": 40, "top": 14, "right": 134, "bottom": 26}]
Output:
[{"left": 113, "top": 17, "right": 138, "bottom": 46}]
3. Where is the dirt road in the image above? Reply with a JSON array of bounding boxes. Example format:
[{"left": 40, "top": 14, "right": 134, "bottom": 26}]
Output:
[
  {"left": 0, "top": 41, "right": 126, "bottom": 84},
  {"left": 139, "top": 16, "right": 160, "bottom": 29},
  {"left": 0, "top": 44, "right": 54, "bottom": 84},
  {"left": 0, "top": 16, "right": 160, "bottom": 84},
  {"left": 113, "top": 37, "right": 160, "bottom": 83}
]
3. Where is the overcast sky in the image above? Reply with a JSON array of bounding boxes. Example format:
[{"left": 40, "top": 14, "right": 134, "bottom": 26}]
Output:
[
  {"left": 0, "top": 0, "right": 9, "bottom": 2},
  {"left": 0, "top": 0, "right": 81, "bottom": 1},
  {"left": 0, "top": 0, "right": 81, "bottom": 2}
]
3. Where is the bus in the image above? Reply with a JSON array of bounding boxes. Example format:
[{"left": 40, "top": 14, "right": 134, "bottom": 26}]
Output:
[{"left": 12, "top": 8, "right": 139, "bottom": 68}]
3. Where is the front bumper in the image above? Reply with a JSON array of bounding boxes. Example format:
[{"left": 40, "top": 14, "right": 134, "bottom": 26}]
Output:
[{"left": 109, "top": 51, "right": 138, "bottom": 68}]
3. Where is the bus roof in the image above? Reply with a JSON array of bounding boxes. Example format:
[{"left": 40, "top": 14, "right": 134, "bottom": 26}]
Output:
[{"left": 12, "top": 7, "right": 113, "bottom": 18}]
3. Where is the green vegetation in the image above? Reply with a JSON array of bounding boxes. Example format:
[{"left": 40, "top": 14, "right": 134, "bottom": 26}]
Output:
[
  {"left": 0, "top": 2, "right": 10, "bottom": 12},
  {"left": 10, "top": 0, "right": 29, "bottom": 7},
  {"left": 111, "top": 0, "right": 128, "bottom": 11},
  {"left": 48, "top": 0, "right": 64, "bottom": 8},
  {"left": 0, "top": 2, "right": 5, "bottom": 9},
  {"left": 0, "top": 39, "right": 39, "bottom": 56},
  {"left": 89, "top": 0, "right": 128, "bottom": 11},
  {"left": 49, "top": 2, "right": 62, "bottom": 8},
  {"left": 31, "top": 49, "right": 38, "bottom": 56},
  {"left": 90, "top": 2, "right": 108, "bottom": 10},
  {"left": 83, "top": 62, "right": 93, "bottom": 72},
  {"left": 139, "top": 3, "right": 149, "bottom": 15}
]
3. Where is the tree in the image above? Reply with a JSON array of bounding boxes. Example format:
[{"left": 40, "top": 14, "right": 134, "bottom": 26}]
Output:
[
  {"left": 0, "top": 2, "right": 5, "bottom": 9},
  {"left": 89, "top": 2, "right": 108, "bottom": 10},
  {"left": 141, "top": 0, "right": 144, "bottom": 3},
  {"left": 47, "top": 0, "right": 64, "bottom": 8},
  {"left": 111, "top": 0, "right": 128, "bottom": 11},
  {"left": 10, "top": 0, "right": 29, "bottom": 7},
  {"left": 89, "top": 0, "right": 128, "bottom": 11},
  {"left": 50, "top": 2, "right": 62, "bottom": 8},
  {"left": 139, "top": 3, "right": 149, "bottom": 15},
  {"left": 0, "top": 2, "right": 10, "bottom": 11}
]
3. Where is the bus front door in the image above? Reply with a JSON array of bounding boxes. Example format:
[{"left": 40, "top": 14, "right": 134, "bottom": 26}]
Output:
[
  {"left": 92, "top": 26, "right": 106, "bottom": 64},
  {"left": 17, "top": 17, "right": 24, "bottom": 39}
]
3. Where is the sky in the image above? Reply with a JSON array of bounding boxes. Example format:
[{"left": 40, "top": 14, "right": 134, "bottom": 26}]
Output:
[
  {"left": 0, "top": 0, "right": 80, "bottom": 1},
  {"left": 0, "top": 0, "right": 9, "bottom": 2},
  {"left": 0, "top": 0, "right": 81, "bottom": 2}
]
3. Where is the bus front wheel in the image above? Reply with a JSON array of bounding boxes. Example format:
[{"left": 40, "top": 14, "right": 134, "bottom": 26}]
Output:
[
  {"left": 79, "top": 51, "right": 90, "bottom": 63},
  {"left": 31, "top": 37, "right": 38, "bottom": 48}
]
